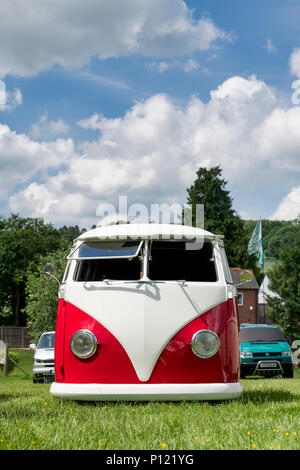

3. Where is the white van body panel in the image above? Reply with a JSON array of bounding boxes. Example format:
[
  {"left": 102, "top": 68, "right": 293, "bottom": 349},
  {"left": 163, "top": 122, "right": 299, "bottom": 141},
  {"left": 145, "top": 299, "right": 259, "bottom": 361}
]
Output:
[{"left": 64, "top": 282, "right": 227, "bottom": 382}]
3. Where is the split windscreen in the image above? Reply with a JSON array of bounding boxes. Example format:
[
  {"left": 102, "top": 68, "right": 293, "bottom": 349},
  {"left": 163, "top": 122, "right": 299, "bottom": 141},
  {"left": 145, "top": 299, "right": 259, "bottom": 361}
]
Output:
[{"left": 74, "top": 240, "right": 217, "bottom": 282}]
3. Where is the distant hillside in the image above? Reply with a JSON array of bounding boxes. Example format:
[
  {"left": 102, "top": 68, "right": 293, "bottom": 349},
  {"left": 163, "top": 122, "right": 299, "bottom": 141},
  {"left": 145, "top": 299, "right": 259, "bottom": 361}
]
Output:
[
  {"left": 262, "top": 256, "right": 278, "bottom": 274},
  {"left": 243, "top": 219, "right": 299, "bottom": 260}
]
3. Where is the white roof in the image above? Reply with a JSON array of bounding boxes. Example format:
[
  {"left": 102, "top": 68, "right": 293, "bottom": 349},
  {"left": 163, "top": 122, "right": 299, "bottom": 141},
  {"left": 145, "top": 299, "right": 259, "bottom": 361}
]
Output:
[
  {"left": 258, "top": 275, "right": 279, "bottom": 304},
  {"left": 76, "top": 223, "right": 217, "bottom": 242}
]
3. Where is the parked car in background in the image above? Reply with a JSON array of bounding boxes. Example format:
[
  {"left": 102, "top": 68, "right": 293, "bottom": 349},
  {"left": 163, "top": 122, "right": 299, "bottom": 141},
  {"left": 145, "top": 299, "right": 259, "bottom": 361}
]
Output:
[
  {"left": 239, "top": 324, "right": 293, "bottom": 378},
  {"left": 30, "top": 331, "right": 55, "bottom": 383}
]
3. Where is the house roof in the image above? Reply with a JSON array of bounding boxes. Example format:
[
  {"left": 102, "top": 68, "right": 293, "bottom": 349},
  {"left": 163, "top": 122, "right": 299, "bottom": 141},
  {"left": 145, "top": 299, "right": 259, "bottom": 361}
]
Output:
[{"left": 230, "top": 268, "right": 259, "bottom": 290}]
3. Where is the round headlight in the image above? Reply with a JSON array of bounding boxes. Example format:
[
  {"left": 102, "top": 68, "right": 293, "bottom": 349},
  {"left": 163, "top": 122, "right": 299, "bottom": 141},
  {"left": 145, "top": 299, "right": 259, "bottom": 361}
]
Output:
[
  {"left": 70, "top": 329, "right": 98, "bottom": 359},
  {"left": 190, "top": 329, "right": 220, "bottom": 359},
  {"left": 281, "top": 351, "right": 291, "bottom": 357},
  {"left": 240, "top": 351, "right": 253, "bottom": 358}
]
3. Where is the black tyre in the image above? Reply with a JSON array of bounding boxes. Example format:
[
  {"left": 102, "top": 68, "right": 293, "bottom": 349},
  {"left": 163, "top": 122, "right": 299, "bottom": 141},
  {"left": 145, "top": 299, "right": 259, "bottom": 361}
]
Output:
[{"left": 282, "top": 364, "right": 294, "bottom": 378}]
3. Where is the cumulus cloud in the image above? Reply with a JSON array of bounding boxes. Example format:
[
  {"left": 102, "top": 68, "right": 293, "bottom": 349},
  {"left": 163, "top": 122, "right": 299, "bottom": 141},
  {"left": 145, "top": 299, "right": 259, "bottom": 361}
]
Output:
[
  {"left": 0, "top": 124, "right": 74, "bottom": 198},
  {"left": 254, "top": 107, "right": 300, "bottom": 173},
  {"left": 289, "top": 48, "right": 300, "bottom": 78},
  {"left": 0, "top": 0, "right": 232, "bottom": 78},
  {"left": 77, "top": 113, "right": 103, "bottom": 131},
  {"left": 147, "top": 58, "right": 201, "bottom": 74},
  {"left": 6, "top": 74, "right": 300, "bottom": 226},
  {"left": 9, "top": 183, "right": 95, "bottom": 227},
  {"left": 0, "top": 85, "right": 22, "bottom": 112},
  {"left": 270, "top": 186, "right": 300, "bottom": 220},
  {"left": 30, "top": 113, "right": 70, "bottom": 140}
]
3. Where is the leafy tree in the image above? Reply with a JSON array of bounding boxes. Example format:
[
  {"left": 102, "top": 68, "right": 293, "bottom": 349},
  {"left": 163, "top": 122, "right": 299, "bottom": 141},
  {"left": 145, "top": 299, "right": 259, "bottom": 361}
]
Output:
[
  {"left": 58, "top": 225, "right": 85, "bottom": 243},
  {"left": 0, "top": 303, "right": 14, "bottom": 326},
  {"left": 24, "top": 246, "right": 70, "bottom": 343},
  {"left": 186, "top": 166, "right": 262, "bottom": 281},
  {"left": 0, "top": 214, "right": 63, "bottom": 325},
  {"left": 267, "top": 225, "right": 300, "bottom": 340},
  {"left": 244, "top": 219, "right": 297, "bottom": 259},
  {"left": 265, "top": 224, "right": 296, "bottom": 258}
]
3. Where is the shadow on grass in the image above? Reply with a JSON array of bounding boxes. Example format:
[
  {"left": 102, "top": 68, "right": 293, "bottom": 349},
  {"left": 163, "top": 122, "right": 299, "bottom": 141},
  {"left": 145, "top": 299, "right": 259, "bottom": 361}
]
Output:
[
  {"left": 75, "top": 387, "right": 298, "bottom": 408},
  {"left": 239, "top": 388, "right": 298, "bottom": 404}
]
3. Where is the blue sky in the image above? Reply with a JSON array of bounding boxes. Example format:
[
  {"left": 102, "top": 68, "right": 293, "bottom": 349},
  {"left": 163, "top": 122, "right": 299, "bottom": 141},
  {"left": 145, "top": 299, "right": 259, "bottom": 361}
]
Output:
[{"left": 0, "top": 0, "right": 300, "bottom": 227}]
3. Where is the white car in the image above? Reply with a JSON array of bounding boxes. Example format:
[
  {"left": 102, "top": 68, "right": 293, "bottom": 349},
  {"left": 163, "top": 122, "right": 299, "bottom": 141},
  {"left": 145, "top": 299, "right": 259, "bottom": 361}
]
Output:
[{"left": 30, "top": 331, "right": 55, "bottom": 383}]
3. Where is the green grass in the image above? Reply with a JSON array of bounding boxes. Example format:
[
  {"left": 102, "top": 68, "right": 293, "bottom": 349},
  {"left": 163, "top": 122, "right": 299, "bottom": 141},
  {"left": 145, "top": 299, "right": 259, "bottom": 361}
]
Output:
[
  {"left": 0, "top": 349, "right": 299, "bottom": 450},
  {"left": 9, "top": 348, "right": 34, "bottom": 376}
]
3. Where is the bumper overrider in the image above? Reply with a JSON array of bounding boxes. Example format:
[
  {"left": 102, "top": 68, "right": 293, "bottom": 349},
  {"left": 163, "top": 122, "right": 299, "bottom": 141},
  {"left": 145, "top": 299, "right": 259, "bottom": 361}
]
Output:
[{"left": 50, "top": 382, "right": 243, "bottom": 401}]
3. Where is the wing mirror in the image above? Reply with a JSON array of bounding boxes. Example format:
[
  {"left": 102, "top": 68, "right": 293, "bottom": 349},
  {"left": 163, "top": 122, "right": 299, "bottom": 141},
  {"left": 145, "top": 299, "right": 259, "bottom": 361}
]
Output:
[
  {"left": 234, "top": 270, "right": 252, "bottom": 287},
  {"left": 44, "top": 263, "right": 60, "bottom": 285}
]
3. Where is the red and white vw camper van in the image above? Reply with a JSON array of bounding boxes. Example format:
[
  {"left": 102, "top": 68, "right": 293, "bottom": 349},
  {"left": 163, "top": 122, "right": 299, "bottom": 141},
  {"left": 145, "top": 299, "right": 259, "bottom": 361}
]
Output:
[{"left": 47, "top": 223, "right": 243, "bottom": 401}]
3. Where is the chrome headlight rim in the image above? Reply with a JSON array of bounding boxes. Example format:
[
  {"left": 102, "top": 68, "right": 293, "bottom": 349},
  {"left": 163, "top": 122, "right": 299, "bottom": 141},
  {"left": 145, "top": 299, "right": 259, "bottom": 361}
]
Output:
[
  {"left": 70, "top": 329, "right": 98, "bottom": 359},
  {"left": 281, "top": 350, "right": 292, "bottom": 357},
  {"left": 190, "top": 329, "right": 220, "bottom": 359}
]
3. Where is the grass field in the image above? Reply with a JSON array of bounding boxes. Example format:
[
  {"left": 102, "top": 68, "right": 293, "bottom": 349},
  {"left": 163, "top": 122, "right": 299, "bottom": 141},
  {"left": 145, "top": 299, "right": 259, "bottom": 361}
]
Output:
[{"left": 0, "top": 349, "right": 299, "bottom": 451}]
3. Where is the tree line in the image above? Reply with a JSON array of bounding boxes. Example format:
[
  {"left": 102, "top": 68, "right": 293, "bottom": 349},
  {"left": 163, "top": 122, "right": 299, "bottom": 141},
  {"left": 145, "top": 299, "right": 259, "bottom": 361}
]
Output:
[
  {"left": 0, "top": 166, "right": 299, "bottom": 340},
  {"left": 244, "top": 218, "right": 299, "bottom": 259},
  {"left": 0, "top": 215, "right": 85, "bottom": 327}
]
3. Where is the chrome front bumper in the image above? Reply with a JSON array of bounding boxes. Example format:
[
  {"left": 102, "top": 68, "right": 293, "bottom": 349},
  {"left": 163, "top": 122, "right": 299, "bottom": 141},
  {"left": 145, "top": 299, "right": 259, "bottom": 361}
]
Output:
[
  {"left": 50, "top": 382, "right": 243, "bottom": 401},
  {"left": 32, "top": 364, "right": 54, "bottom": 376}
]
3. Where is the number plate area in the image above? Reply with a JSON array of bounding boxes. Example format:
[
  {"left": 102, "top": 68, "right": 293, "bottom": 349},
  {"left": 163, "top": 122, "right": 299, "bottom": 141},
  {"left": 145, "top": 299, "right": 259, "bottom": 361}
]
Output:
[{"left": 259, "top": 361, "right": 279, "bottom": 368}]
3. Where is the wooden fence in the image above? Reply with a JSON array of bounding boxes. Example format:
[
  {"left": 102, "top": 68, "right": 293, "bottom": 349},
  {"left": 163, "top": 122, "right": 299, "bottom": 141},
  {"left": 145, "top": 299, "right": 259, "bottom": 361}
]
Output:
[{"left": 0, "top": 327, "right": 32, "bottom": 348}]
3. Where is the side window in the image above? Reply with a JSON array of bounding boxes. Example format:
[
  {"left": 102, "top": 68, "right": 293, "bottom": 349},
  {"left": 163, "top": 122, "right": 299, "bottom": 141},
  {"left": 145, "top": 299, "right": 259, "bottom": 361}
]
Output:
[
  {"left": 237, "top": 292, "right": 244, "bottom": 306},
  {"left": 219, "top": 245, "right": 233, "bottom": 284}
]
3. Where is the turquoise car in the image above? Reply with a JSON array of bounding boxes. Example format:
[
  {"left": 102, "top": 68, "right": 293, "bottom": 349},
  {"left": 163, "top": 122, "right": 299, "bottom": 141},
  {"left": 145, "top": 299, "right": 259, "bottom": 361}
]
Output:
[{"left": 239, "top": 324, "right": 293, "bottom": 378}]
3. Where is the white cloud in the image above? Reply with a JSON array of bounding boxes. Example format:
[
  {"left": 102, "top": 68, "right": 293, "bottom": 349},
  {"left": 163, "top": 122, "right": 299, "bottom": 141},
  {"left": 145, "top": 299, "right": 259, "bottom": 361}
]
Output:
[
  {"left": 210, "top": 74, "right": 275, "bottom": 102},
  {"left": 77, "top": 113, "right": 103, "bottom": 131},
  {"left": 6, "top": 75, "right": 300, "bottom": 226},
  {"left": 30, "top": 113, "right": 70, "bottom": 140},
  {"left": 0, "top": 0, "right": 232, "bottom": 78},
  {"left": 9, "top": 183, "right": 94, "bottom": 227},
  {"left": 289, "top": 48, "right": 300, "bottom": 78},
  {"left": 270, "top": 186, "right": 300, "bottom": 220},
  {"left": 183, "top": 59, "right": 199, "bottom": 72},
  {"left": 157, "top": 61, "right": 171, "bottom": 73},
  {"left": 254, "top": 107, "right": 300, "bottom": 172},
  {"left": 0, "top": 86, "right": 22, "bottom": 111},
  {"left": 0, "top": 81, "right": 5, "bottom": 107},
  {"left": 147, "top": 58, "right": 204, "bottom": 74},
  {"left": 264, "top": 38, "right": 277, "bottom": 53},
  {"left": 0, "top": 124, "right": 74, "bottom": 198}
]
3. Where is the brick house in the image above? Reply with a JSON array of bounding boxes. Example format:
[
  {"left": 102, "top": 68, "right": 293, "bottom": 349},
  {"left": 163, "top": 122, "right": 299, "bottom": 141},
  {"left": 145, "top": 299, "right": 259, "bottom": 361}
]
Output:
[{"left": 230, "top": 268, "right": 259, "bottom": 324}]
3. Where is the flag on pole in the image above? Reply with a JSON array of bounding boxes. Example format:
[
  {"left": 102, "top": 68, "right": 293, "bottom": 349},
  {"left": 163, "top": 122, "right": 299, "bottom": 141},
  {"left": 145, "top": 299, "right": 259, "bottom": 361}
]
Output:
[{"left": 248, "top": 219, "right": 264, "bottom": 269}]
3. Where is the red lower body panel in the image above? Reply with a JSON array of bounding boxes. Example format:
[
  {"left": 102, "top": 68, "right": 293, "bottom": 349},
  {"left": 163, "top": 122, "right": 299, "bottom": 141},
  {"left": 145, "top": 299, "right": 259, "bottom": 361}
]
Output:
[{"left": 55, "top": 299, "right": 239, "bottom": 384}]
